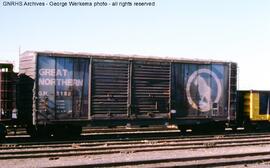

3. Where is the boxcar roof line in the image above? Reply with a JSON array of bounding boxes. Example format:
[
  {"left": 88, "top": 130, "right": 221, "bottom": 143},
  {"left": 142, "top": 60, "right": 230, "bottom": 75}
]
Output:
[{"left": 21, "top": 51, "right": 236, "bottom": 64}]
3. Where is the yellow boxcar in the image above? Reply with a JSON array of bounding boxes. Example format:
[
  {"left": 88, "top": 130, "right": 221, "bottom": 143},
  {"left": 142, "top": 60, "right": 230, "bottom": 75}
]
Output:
[{"left": 238, "top": 90, "right": 270, "bottom": 122}]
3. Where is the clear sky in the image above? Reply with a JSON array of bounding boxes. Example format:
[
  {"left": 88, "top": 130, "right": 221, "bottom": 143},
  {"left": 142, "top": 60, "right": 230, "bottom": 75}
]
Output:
[{"left": 0, "top": 0, "right": 269, "bottom": 90}]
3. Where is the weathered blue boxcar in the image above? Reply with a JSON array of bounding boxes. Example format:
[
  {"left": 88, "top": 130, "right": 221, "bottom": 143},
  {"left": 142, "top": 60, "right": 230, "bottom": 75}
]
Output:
[{"left": 18, "top": 51, "right": 237, "bottom": 136}]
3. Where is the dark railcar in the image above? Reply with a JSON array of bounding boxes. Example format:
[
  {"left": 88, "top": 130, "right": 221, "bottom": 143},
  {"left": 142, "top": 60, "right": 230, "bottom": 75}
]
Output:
[
  {"left": 0, "top": 62, "right": 17, "bottom": 138},
  {"left": 0, "top": 63, "right": 17, "bottom": 120},
  {"left": 18, "top": 51, "right": 237, "bottom": 136}
]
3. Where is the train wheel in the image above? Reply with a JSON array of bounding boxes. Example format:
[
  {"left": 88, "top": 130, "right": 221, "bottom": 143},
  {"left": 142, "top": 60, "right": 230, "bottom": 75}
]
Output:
[
  {"left": 177, "top": 125, "right": 190, "bottom": 134},
  {"left": 38, "top": 126, "right": 52, "bottom": 138},
  {"left": 243, "top": 122, "right": 256, "bottom": 132},
  {"left": 52, "top": 125, "right": 81, "bottom": 138},
  {"left": 26, "top": 125, "right": 37, "bottom": 137},
  {"left": 230, "top": 126, "right": 238, "bottom": 132},
  {"left": 192, "top": 124, "right": 225, "bottom": 134},
  {"left": 27, "top": 125, "right": 51, "bottom": 139},
  {"left": 69, "top": 126, "right": 82, "bottom": 137},
  {"left": 0, "top": 124, "right": 7, "bottom": 140},
  {"left": 52, "top": 125, "right": 68, "bottom": 138},
  {"left": 191, "top": 125, "right": 209, "bottom": 134}
]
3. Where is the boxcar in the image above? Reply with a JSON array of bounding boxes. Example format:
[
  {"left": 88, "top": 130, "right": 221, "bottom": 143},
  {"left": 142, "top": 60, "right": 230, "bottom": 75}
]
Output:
[
  {"left": 18, "top": 51, "right": 237, "bottom": 136},
  {"left": 0, "top": 62, "right": 17, "bottom": 138}
]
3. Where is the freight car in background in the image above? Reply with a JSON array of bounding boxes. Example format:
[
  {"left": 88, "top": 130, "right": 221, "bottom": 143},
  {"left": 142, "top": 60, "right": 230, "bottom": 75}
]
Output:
[
  {"left": 0, "top": 62, "right": 17, "bottom": 138},
  {"left": 237, "top": 90, "right": 270, "bottom": 129},
  {"left": 15, "top": 51, "right": 237, "bottom": 137}
]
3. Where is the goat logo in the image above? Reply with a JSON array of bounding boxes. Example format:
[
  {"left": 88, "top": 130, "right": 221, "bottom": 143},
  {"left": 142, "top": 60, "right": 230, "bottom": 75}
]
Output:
[{"left": 186, "top": 69, "right": 222, "bottom": 112}]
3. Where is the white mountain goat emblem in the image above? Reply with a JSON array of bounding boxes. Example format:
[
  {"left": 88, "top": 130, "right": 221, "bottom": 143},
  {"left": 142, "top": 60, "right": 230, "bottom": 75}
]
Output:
[{"left": 186, "top": 69, "right": 222, "bottom": 112}]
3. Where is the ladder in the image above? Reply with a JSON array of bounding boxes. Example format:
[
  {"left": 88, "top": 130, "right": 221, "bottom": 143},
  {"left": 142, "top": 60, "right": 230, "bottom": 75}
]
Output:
[{"left": 228, "top": 63, "right": 238, "bottom": 121}]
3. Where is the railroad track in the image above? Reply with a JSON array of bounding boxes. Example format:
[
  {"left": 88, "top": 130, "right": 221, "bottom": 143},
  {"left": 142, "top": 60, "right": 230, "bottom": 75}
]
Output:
[
  {"left": 53, "top": 150, "right": 270, "bottom": 168},
  {"left": 1, "top": 132, "right": 270, "bottom": 160},
  {"left": 2, "top": 132, "right": 270, "bottom": 167}
]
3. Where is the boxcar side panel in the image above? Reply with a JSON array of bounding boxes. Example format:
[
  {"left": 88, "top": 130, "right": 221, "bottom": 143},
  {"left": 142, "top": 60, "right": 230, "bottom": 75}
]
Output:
[
  {"left": 171, "top": 63, "right": 230, "bottom": 121},
  {"left": 36, "top": 54, "right": 89, "bottom": 123}
]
